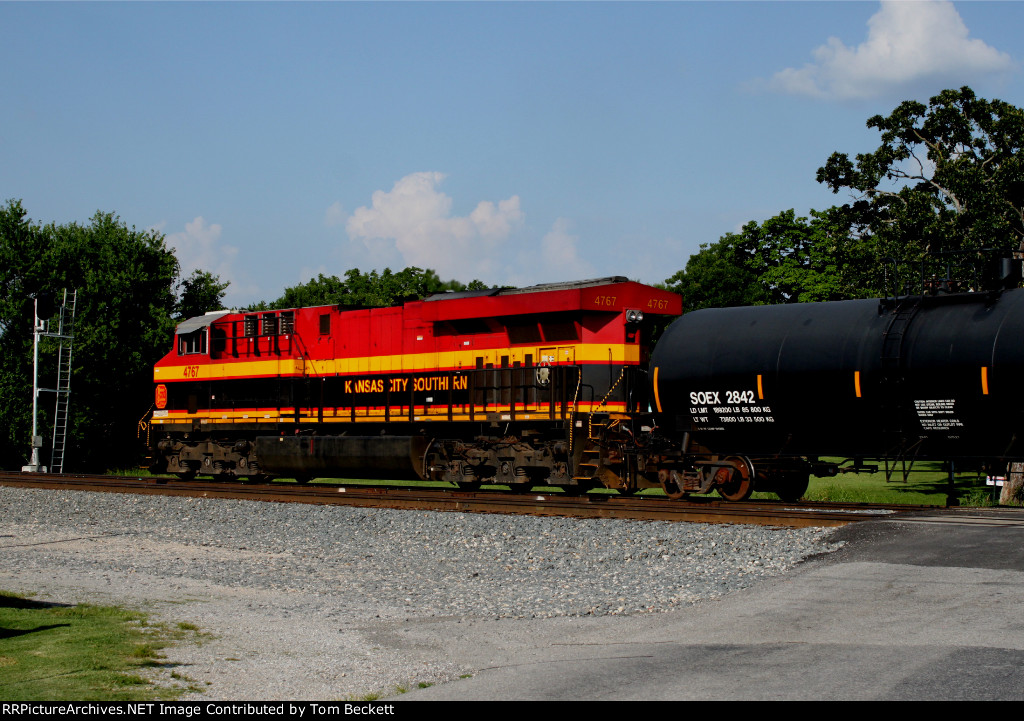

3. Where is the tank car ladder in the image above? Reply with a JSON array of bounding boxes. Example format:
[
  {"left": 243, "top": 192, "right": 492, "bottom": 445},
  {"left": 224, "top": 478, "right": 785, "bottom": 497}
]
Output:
[{"left": 49, "top": 290, "right": 77, "bottom": 474}]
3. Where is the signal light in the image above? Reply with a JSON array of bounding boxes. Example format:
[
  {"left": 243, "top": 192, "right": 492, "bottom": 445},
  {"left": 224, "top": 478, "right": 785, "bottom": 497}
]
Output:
[{"left": 35, "top": 291, "right": 56, "bottom": 320}]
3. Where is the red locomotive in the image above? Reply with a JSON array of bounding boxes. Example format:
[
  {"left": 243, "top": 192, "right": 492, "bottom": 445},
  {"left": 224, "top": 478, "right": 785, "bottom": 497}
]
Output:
[{"left": 150, "top": 277, "right": 682, "bottom": 494}]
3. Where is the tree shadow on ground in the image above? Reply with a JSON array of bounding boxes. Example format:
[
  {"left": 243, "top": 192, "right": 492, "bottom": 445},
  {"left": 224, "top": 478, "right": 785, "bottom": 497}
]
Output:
[
  {"left": 0, "top": 593, "right": 71, "bottom": 610},
  {"left": 0, "top": 623, "right": 71, "bottom": 639}
]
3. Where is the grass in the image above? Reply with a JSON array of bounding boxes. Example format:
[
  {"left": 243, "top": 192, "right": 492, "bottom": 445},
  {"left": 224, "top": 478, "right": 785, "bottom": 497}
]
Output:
[
  {"left": 0, "top": 591, "right": 204, "bottom": 701},
  {"left": 754, "top": 460, "right": 1002, "bottom": 506},
  {"left": 119, "top": 458, "right": 1011, "bottom": 506},
  {"left": 282, "top": 466, "right": 1004, "bottom": 506}
]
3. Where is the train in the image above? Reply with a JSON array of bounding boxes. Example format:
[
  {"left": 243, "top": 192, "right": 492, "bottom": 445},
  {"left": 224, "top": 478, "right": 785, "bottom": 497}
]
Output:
[{"left": 148, "top": 275, "right": 1024, "bottom": 502}]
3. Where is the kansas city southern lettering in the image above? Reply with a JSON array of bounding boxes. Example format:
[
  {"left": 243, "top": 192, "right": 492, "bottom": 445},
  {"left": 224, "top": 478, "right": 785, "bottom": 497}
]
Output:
[{"left": 344, "top": 375, "right": 469, "bottom": 394}]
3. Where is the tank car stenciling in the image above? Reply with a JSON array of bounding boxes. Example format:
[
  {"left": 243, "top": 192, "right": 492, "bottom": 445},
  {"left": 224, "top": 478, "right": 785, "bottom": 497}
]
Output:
[{"left": 150, "top": 277, "right": 682, "bottom": 492}]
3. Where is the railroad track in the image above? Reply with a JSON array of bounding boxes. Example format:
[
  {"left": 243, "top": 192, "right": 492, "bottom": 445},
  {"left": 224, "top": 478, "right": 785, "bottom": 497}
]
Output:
[{"left": 0, "top": 470, "right": 929, "bottom": 527}]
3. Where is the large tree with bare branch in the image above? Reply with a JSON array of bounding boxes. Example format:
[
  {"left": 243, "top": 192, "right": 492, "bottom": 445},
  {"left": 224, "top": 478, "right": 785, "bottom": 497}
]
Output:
[{"left": 817, "top": 87, "right": 1024, "bottom": 273}]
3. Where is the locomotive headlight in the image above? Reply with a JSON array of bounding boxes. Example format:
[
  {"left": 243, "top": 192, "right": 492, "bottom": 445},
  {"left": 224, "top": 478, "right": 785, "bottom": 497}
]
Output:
[{"left": 625, "top": 309, "right": 644, "bottom": 323}]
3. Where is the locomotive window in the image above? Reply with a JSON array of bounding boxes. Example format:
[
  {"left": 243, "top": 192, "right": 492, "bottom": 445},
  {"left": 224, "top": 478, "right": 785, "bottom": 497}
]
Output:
[
  {"left": 178, "top": 329, "right": 207, "bottom": 355},
  {"left": 279, "top": 311, "right": 294, "bottom": 335},
  {"left": 261, "top": 313, "right": 278, "bottom": 336},
  {"left": 243, "top": 315, "right": 258, "bottom": 337},
  {"left": 319, "top": 313, "right": 331, "bottom": 335}
]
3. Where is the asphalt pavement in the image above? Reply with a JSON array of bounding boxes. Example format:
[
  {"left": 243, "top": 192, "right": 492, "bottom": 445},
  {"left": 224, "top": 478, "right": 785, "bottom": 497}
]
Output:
[{"left": 392, "top": 508, "right": 1024, "bottom": 700}]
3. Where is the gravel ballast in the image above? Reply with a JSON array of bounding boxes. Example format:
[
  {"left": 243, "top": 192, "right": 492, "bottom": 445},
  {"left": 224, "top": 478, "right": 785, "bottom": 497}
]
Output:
[{"left": 0, "top": 486, "right": 842, "bottom": 699}]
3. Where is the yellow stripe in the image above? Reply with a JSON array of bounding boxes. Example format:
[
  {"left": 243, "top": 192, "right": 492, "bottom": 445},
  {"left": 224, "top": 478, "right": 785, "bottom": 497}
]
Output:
[
  {"left": 155, "top": 343, "right": 642, "bottom": 382},
  {"left": 154, "top": 401, "right": 628, "bottom": 424},
  {"left": 854, "top": 371, "right": 861, "bottom": 398},
  {"left": 982, "top": 366, "right": 989, "bottom": 395},
  {"left": 653, "top": 366, "right": 662, "bottom": 412}
]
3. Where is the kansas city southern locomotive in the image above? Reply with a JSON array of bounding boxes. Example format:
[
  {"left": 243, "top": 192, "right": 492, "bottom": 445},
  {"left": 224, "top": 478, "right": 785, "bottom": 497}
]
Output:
[
  {"left": 150, "top": 277, "right": 684, "bottom": 494},
  {"left": 150, "top": 275, "right": 1024, "bottom": 501}
]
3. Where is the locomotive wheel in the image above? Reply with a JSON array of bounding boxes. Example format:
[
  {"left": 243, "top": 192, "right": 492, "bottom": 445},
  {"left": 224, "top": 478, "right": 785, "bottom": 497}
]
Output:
[
  {"left": 658, "top": 470, "right": 685, "bottom": 500},
  {"left": 776, "top": 473, "right": 810, "bottom": 502},
  {"left": 715, "top": 457, "right": 754, "bottom": 502}
]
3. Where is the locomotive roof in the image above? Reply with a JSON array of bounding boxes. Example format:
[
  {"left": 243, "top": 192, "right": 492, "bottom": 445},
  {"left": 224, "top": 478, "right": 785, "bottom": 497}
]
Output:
[
  {"left": 175, "top": 310, "right": 232, "bottom": 335},
  {"left": 423, "top": 276, "right": 631, "bottom": 302},
  {"left": 421, "top": 276, "right": 680, "bottom": 322},
  {"left": 174, "top": 276, "right": 679, "bottom": 329}
]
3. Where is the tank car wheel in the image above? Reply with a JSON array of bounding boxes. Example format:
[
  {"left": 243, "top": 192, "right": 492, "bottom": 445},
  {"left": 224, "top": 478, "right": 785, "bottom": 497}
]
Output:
[
  {"left": 246, "top": 474, "right": 271, "bottom": 483},
  {"left": 455, "top": 481, "right": 482, "bottom": 491},
  {"left": 658, "top": 470, "right": 686, "bottom": 500},
  {"left": 175, "top": 470, "right": 197, "bottom": 481},
  {"left": 293, "top": 475, "right": 312, "bottom": 485},
  {"left": 715, "top": 458, "right": 754, "bottom": 502},
  {"left": 776, "top": 474, "right": 810, "bottom": 502}
]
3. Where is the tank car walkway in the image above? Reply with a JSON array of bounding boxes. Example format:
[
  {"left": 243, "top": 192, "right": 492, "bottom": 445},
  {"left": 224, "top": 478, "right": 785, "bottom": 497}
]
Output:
[{"left": 398, "top": 509, "right": 1024, "bottom": 701}]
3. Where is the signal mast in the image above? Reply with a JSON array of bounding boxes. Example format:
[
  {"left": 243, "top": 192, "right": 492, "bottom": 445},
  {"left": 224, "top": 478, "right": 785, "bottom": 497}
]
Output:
[{"left": 21, "top": 290, "right": 76, "bottom": 473}]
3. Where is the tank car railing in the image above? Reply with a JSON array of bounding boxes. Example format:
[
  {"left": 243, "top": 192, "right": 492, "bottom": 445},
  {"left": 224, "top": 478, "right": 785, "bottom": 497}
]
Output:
[{"left": 882, "top": 249, "right": 1021, "bottom": 300}]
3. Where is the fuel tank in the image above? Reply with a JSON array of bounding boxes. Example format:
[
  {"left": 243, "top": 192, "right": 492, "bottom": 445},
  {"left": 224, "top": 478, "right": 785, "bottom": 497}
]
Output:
[
  {"left": 650, "top": 290, "right": 1024, "bottom": 460},
  {"left": 254, "top": 435, "right": 430, "bottom": 480}
]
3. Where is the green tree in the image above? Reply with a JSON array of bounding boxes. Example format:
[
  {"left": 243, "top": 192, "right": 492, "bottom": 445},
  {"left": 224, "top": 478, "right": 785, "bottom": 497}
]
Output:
[
  {"left": 817, "top": 86, "right": 1024, "bottom": 282},
  {"left": 0, "top": 200, "right": 217, "bottom": 471},
  {"left": 175, "top": 269, "right": 229, "bottom": 320},
  {"left": 0, "top": 201, "right": 48, "bottom": 469},
  {"left": 254, "top": 267, "right": 487, "bottom": 310},
  {"left": 668, "top": 87, "right": 1024, "bottom": 309},
  {"left": 666, "top": 208, "right": 869, "bottom": 311},
  {"left": 664, "top": 234, "right": 769, "bottom": 311}
]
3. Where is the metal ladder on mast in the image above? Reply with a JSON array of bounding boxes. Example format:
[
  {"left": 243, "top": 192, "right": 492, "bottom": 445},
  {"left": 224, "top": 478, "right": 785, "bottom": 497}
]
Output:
[{"left": 50, "top": 290, "right": 77, "bottom": 473}]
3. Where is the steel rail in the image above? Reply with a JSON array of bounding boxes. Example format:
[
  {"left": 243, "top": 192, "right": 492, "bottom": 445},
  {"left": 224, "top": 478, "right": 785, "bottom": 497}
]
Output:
[{"left": 0, "top": 471, "right": 924, "bottom": 528}]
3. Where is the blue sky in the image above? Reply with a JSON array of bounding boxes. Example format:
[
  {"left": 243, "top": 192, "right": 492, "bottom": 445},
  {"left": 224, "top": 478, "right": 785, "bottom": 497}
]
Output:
[{"left": 3, "top": 1, "right": 1022, "bottom": 307}]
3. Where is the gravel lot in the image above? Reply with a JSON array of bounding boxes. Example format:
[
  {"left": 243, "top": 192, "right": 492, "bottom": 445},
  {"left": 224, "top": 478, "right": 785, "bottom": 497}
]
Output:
[{"left": 0, "top": 486, "right": 842, "bottom": 699}]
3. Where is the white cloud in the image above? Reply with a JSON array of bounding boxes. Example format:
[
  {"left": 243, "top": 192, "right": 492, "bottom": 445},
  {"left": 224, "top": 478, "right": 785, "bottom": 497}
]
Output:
[
  {"left": 324, "top": 200, "right": 346, "bottom": 228},
  {"left": 769, "top": 1, "right": 1014, "bottom": 100},
  {"left": 541, "top": 218, "right": 595, "bottom": 280},
  {"left": 345, "top": 172, "right": 523, "bottom": 281},
  {"left": 164, "top": 216, "right": 258, "bottom": 307},
  {"left": 166, "top": 216, "right": 228, "bottom": 275}
]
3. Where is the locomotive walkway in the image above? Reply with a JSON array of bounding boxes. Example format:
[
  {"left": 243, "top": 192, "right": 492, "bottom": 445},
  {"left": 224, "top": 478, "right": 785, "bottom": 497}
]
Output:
[{"left": 399, "top": 508, "right": 1024, "bottom": 701}]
